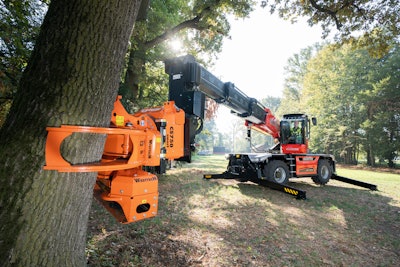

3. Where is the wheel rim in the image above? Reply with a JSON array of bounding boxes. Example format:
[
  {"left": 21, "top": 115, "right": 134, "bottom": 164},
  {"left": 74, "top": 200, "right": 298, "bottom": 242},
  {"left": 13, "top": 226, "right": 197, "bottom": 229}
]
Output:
[
  {"left": 273, "top": 167, "right": 287, "bottom": 183},
  {"left": 320, "top": 165, "right": 330, "bottom": 180}
]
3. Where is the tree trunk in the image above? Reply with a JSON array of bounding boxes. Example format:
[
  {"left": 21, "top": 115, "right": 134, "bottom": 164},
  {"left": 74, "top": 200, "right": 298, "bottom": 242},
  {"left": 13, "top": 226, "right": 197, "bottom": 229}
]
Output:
[
  {"left": 0, "top": 0, "right": 141, "bottom": 266},
  {"left": 366, "top": 144, "right": 376, "bottom": 167},
  {"left": 122, "top": 48, "right": 145, "bottom": 100}
]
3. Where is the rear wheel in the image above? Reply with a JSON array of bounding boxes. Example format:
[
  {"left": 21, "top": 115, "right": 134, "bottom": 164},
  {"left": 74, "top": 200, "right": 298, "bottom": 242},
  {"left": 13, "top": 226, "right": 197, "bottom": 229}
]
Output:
[
  {"left": 312, "top": 159, "right": 332, "bottom": 185},
  {"left": 264, "top": 160, "right": 289, "bottom": 185}
]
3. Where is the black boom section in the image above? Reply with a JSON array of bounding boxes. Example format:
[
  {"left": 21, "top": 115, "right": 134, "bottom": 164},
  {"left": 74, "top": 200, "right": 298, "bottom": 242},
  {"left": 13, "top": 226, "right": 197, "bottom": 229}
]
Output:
[{"left": 165, "top": 55, "right": 266, "bottom": 124}]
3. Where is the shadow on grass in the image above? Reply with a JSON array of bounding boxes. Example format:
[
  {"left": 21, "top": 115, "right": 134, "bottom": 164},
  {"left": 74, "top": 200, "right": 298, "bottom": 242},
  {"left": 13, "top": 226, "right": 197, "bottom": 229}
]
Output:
[{"left": 87, "top": 156, "right": 400, "bottom": 266}]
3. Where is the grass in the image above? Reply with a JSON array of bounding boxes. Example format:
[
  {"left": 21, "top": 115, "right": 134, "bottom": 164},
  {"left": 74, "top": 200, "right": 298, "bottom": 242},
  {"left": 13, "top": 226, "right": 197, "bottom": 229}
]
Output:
[{"left": 86, "top": 155, "right": 400, "bottom": 266}]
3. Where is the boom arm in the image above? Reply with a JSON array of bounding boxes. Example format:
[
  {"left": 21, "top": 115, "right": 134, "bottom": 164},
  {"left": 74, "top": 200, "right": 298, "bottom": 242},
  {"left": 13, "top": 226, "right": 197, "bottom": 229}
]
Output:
[{"left": 164, "top": 55, "right": 280, "bottom": 139}]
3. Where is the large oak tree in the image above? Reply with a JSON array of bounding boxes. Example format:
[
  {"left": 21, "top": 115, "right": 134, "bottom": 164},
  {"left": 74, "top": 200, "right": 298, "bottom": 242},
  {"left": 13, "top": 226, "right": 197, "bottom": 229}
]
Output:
[{"left": 0, "top": 0, "right": 141, "bottom": 265}]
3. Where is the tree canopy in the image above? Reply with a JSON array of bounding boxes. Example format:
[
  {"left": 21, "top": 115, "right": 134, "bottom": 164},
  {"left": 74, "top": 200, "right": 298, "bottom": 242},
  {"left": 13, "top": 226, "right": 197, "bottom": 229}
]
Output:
[{"left": 261, "top": 0, "right": 399, "bottom": 55}]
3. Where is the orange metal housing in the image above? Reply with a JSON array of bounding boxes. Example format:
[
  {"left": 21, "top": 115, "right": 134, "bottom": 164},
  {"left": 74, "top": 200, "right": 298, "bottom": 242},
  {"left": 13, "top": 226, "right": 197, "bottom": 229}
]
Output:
[
  {"left": 110, "top": 96, "right": 185, "bottom": 160},
  {"left": 95, "top": 168, "right": 159, "bottom": 223},
  {"left": 295, "top": 155, "right": 319, "bottom": 176},
  {"left": 44, "top": 96, "right": 186, "bottom": 223}
]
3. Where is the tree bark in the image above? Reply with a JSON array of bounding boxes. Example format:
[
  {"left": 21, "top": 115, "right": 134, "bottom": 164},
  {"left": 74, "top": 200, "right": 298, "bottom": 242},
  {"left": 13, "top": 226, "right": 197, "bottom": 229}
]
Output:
[
  {"left": 123, "top": 48, "right": 145, "bottom": 100},
  {"left": 366, "top": 143, "right": 376, "bottom": 167},
  {"left": 0, "top": 0, "right": 141, "bottom": 266}
]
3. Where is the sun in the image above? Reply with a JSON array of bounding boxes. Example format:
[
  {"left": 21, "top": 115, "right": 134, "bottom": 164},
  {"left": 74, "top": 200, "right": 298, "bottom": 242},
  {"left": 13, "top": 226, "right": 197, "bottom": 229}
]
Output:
[{"left": 170, "top": 39, "right": 183, "bottom": 52}]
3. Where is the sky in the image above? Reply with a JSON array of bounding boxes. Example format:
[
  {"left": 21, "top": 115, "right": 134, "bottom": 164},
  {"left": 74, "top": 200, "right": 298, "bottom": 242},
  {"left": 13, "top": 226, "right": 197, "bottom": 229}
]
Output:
[
  {"left": 211, "top": 7, "right": 325, "bottom": 132},
  {"left": 213, "top": 7, "right": 325, "bottom": 97}
]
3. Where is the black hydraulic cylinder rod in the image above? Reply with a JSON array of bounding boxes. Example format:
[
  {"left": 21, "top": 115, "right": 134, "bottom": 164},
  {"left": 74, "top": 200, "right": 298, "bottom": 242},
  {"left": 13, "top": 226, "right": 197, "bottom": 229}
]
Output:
[
  {"left": 165, "top": 55, "right": 266, "bottom": 124},
  {"left": 332, "top": 174, "right": 378, "bottom": 191}
]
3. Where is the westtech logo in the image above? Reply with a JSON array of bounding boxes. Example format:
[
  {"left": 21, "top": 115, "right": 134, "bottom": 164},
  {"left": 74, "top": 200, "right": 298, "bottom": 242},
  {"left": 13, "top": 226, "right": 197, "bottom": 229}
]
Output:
[{"left": 134, "top": 176, "right": 158, "bottom": 183}]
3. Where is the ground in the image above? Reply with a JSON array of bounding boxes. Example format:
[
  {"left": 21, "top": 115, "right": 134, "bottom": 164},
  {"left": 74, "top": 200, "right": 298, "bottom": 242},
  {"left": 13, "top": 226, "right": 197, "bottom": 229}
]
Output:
[{"left": 86, "top": 156, "right": 400, "bottom": 266}]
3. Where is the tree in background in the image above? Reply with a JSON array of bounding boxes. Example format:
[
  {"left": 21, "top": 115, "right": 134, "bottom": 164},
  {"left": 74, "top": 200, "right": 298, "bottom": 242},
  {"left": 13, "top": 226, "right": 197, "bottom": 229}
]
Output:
[
  {"left": 301, "top": 43, "right": 400, "bottom": 166},
  {"left": 229, "top": 117, "right": 249, "bottom": 152},
  {"left": 0, "top": 0, "right": 47, "bottom": 91},
  {"left": 358, "top": 46, "right": 400, "bottom": 166},
  {"left": 277, "top": 44, "right": 322, "bottom": 116},
  {"left": 196, "top": 119, "right": 217, "bottom": 153},
  {"left": 0, "top": 0, "right": 48, "bottom": 127},
  {"left": 302, "top": 45, "right": 367, "bottom": 163},
  {"left": 260, "top": 96, "right": 281, "bottom": 114}
]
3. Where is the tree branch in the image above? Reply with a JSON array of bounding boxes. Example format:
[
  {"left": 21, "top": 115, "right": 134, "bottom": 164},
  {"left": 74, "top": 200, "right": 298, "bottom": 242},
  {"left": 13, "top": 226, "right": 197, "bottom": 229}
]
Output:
[
  {"left": 143, "top": 15, "right": 202, "bottom": 48},
  {"left": 309, "top": 0, "right": 342, "bottom": 29},
  {"left": 143, "top": 6, "right": 215, "bottom": 49},
  {"left": 350, "top": 2, "right": 368, "bottom": 20}
]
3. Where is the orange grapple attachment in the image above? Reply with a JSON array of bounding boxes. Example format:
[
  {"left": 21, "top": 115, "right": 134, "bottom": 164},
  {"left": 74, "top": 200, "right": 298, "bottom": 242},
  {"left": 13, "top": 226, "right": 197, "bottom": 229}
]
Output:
[
  {"left": 43, "top": 125, "right": 162, "bottom": 172},
  {"left": 43, "top": 96, "right": 186, "bottom": 224}
]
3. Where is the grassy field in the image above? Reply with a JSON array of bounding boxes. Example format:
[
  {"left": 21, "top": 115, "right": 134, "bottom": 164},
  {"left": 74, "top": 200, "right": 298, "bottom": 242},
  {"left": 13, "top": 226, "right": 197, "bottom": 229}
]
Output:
[{"left": 87, "top": 155, "right": 400, "bottom": 266}]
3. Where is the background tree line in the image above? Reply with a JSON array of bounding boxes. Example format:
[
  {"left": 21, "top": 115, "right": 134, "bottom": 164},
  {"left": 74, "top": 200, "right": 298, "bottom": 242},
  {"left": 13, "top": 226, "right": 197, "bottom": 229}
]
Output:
[{"left": 278, "top": 42, "right": 400, "bottom": 167}]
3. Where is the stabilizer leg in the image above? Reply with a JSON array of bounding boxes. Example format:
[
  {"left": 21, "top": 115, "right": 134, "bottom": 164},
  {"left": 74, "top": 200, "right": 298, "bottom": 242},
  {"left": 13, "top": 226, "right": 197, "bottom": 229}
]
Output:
[
  {"left": 204, "top": 173, "right": 307, "bottom": 199},
  {"left": 332, "top": 174, "right": 378, "bottom": 191}
]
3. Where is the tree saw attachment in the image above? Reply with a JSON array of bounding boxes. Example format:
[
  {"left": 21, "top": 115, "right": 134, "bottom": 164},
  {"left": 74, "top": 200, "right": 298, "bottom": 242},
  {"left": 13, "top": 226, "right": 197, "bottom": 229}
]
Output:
[{"left": 44, "top": 96, "right": 186, "bottom": 223}]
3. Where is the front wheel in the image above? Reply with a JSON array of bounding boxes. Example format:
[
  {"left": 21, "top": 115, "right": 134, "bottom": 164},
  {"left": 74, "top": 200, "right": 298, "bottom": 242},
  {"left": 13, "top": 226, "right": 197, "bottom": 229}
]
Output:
[
  {"left": 312, "top": 159, "right": 332, "bottom": 185},
  {"left": 264, "top": 160, "right": 289, "bottom": 185}
]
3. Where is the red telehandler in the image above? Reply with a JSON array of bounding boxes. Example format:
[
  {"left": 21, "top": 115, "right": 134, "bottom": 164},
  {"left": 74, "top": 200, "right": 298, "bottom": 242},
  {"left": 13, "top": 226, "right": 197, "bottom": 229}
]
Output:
[{"left": 44, "top": 55, "right": 377, "bottom": 224}]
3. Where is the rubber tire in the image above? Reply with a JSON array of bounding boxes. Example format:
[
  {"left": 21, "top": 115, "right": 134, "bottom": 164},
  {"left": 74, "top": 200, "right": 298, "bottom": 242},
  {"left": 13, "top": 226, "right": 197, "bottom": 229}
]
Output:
[
  {"left": 264, "top": 160, "right": 289, "bottom": 185},
  {"left": 312, "top": 159, "right": 332, "bottom": 185}
]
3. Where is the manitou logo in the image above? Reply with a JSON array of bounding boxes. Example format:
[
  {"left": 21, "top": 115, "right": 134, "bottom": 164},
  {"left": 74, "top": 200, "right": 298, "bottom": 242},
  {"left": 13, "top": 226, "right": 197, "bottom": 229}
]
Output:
[{"left": 299, "top": 168, "right": 315, "bottom": 173}]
